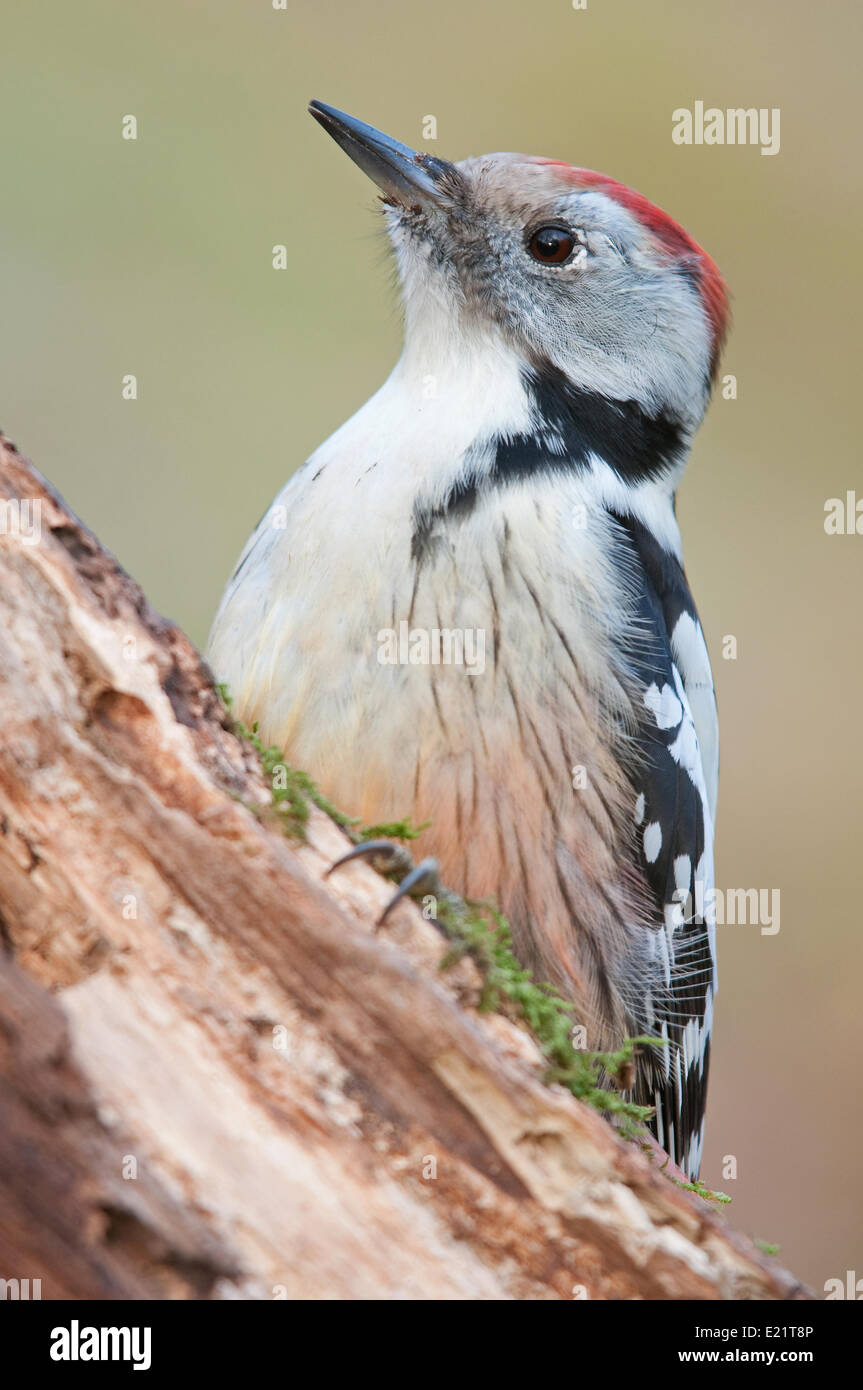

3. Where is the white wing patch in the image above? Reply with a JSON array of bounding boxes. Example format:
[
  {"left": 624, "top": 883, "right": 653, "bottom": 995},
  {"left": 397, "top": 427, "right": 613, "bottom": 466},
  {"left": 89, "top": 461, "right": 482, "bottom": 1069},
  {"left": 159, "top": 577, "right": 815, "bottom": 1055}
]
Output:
[
  {"left": 643, "top": 680, "right": 683, "bottom": 730},
  {"left": 643, "top": 821, "right": 663, "bottom": 863},
  {"left": 643, "top": 661, "right": 718, "bottom": 992},
  {"left": 670, "top": 611, "right": 718, "bottom": 822}
]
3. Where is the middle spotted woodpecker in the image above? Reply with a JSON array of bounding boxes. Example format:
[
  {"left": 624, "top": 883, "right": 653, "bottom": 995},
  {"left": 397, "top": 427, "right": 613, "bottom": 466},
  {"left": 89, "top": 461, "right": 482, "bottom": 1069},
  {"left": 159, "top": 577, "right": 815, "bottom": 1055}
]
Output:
[{"left": 208, "top": 102, "right": 729, "bottom": 1179}]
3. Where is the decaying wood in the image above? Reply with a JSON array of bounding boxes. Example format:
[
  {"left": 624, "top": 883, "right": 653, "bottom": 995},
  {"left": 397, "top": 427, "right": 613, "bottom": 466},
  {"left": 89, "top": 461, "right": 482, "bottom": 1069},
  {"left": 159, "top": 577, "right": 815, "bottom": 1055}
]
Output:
[{"left": 0, "top": 433, "right": 809, "bottom": 1300}]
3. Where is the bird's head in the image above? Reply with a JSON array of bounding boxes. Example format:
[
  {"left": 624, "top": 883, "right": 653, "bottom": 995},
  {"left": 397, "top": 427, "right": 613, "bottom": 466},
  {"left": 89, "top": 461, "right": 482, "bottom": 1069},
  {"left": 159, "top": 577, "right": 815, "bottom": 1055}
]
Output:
[{"left": 309, "top": 101, "right": 728, "bottom": 452}]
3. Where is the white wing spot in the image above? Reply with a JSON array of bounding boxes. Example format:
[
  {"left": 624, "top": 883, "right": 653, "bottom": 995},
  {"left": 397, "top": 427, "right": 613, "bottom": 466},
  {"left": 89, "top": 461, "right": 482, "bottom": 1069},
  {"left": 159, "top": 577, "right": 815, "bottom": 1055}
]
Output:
[
  {"left": 644, "top": 681, "right": 683, "bottom": 730},
  {"left": 643, "top": 821, "right": 662, "bottom": 863},
  {"left": 669, "top": 626, "right": 719, "bottom": 823},
  {"left": 634, "top": 791, "right": 646, "bottom": 825},
  {"left": 670, "top": 611, "right": 712, "bottom": 688},
  {"left": 673, "top": 854, "right": 692, "bottom": 894}
]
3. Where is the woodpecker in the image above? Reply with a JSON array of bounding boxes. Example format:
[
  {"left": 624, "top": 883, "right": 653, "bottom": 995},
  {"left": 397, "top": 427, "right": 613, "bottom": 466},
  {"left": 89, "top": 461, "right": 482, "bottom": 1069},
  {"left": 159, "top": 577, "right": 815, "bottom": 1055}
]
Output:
[{"left": 208, "top": 102, "right": 728, "bottom": 1179}]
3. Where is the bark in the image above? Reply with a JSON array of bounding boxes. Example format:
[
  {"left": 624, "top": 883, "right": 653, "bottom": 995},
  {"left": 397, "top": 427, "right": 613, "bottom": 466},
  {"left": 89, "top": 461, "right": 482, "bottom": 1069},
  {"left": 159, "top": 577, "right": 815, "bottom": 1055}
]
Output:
[{"left": 0, "top": 433, "right": 809, "bottom": 1301}]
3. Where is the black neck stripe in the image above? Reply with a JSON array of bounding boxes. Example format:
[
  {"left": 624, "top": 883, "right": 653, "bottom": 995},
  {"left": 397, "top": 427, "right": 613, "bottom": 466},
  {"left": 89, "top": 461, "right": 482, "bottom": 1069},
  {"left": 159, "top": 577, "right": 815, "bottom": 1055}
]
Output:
[
  {"left": 411, "top": 359, "right": 686, "bottom": 562},
  {"left": 515, "top": 358, "right": 686, "bottom": 484}
]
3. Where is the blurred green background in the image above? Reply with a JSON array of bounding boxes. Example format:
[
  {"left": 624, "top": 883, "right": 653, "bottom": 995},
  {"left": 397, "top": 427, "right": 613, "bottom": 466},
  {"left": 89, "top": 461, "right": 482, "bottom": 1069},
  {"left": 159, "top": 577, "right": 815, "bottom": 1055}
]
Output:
[{"left": 2, "top": 0, "right": 860, "bottom": 1296}]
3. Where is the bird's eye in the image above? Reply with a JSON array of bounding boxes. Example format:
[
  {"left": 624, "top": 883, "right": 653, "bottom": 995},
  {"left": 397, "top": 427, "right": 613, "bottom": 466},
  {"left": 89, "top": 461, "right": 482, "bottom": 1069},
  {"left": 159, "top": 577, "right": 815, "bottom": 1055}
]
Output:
[{"left": 527, "top": 225, "right": 578, "bottom": 265}]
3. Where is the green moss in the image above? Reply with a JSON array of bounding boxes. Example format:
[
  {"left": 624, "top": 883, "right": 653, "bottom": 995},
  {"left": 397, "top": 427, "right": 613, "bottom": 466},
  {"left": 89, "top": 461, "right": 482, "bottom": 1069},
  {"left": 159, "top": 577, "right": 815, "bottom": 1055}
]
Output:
[
  {"left": 672, "top": 1176, "right": 732, "bottom": 1205},
  {"left": 358, "top": 818, "right": 431, "bottom": 842},
  {"left": 754, "top": 1238, "right": 780, "bottom": 1256},
  {"left": 228, "top": 710, "right": 358, "bottom": 840},
  {"left": 221, "top": 688, "right": 425, "bottom": 844},
  {"left": 435, "top": 897, "right": 658, "bottom": 1137}
]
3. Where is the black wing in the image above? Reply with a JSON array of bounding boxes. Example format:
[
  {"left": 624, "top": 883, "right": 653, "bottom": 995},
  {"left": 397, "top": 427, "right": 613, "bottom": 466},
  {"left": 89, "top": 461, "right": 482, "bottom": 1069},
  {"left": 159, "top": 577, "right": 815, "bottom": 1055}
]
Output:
[{"left": 613, "top": 513, "right": 718, "bottom": 1179}]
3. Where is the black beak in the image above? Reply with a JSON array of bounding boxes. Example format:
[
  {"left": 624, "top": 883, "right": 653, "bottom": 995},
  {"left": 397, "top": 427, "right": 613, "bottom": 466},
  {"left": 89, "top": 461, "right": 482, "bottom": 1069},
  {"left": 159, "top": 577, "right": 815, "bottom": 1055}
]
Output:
[{"left": 309, "top": 100, "right": 456, "bottom": 208}]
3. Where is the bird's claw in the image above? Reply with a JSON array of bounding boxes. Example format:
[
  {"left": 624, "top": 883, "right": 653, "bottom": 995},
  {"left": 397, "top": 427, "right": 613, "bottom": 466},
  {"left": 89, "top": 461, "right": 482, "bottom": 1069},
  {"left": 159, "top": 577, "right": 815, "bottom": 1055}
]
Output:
[
  {"left": 376, "top": 856, "right": 443, "bottom": 925},
  {"left": 325, "top": 838, "right": 415, "bottom": 880},
  {"left": 326, "top": 839, "right": 445, "bottom": 927}
]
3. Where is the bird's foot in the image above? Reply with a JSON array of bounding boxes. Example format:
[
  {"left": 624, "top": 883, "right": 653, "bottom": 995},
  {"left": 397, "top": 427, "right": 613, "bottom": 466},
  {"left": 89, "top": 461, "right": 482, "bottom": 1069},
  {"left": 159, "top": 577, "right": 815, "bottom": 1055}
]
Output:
[{"left": 325, "top": 839, "right": 459, "bottom": 929}]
